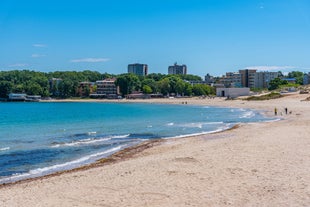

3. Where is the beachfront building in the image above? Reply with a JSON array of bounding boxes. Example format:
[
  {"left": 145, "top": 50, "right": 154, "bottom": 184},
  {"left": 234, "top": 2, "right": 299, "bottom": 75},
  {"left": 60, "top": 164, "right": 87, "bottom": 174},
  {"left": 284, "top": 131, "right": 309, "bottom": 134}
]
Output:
[
  {"left": 77, "top": 82, "right": 95, "bottom": 97},
  {"left": 95, "top": 78, "right": 119, "bottom": 98},
  {"left": 216, "top": 88, "right": 250, "bottom": 98},
  {"left": 168, "top": 63, "right": 187, "bottom": 75},
  {"left": 128, "top": 63, "right": 148, "bottom": 76},
  {"left": 8, "top": 93, "right": 42, "bottom": 101},
  {"left": 239, "top": 69, "right": 256, "bottom": 88},
  {"left": 8, "top": 93, "right": 27, "bottom": 101},
  {"left": 216, "top": 72, "right": 242, "bottom": 88},
  {"left": 253, "top": 71, "right": 279, "bottom": 89},
  {"left": 225, "top": 72, "right": 242, "bottom": 87}
]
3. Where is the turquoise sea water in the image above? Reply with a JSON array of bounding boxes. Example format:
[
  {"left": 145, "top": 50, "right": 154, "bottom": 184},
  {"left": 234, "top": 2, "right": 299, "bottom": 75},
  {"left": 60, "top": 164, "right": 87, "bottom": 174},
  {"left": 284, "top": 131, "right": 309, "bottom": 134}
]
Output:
[{"left": 0, "top": 102, "right": 275, "bottom": 184}]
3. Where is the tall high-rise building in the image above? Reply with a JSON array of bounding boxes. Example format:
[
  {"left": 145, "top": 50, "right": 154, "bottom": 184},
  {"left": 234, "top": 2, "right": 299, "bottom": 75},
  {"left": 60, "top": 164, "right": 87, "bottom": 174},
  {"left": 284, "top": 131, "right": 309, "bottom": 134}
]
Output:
[
  {"left": 239, "top": 69, "right": 257, "bottom": 88},
  {"left": 254, "top": 72, "right": 279, "bottom": 89},
  {"left": 168, "top": 63, "right": 187, "bottom": 75},
  {"left": 128, "top": 63, "right": 148, "bottom": 76}
]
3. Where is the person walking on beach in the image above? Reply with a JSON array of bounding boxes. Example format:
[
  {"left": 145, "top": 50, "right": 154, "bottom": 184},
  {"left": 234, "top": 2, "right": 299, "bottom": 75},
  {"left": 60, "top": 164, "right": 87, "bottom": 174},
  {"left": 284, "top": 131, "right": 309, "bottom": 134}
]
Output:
[
  {"left": 274, "top": 107, "right": 278, "bottom": 116},
  {"left": 285, "top": 107, "right": 288, "bottom": 115}
]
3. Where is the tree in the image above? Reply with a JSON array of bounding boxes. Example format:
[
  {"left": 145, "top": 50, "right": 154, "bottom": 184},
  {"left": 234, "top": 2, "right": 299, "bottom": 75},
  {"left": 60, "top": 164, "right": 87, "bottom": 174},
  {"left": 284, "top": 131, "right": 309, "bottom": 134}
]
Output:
[
  {"left": 192, "top": 84, "right": 215, "bottom": 96},
  {"left": 115, "top": 74, "right": 141, "bottom": 95},
  {"left": 287, "top": 71, "right": 303, "bottom": 85},
  {"left": 192, "top": 84, "right": 206, "bottom": 96},
  {"left": 157, "top": 78, "right": 170, "bottom": 95},
  {"left": 0, "top": 81, "right": 12, "bottom": 98},
  {"left": 58, "top": 79, "right": 75, "bottom": 98},
  {"left": 184, "top": 82, "right": 193, "bottom": 96},
  {"left": 268, "top": 78, "right": 288, "bottom": 90},
  {"left": 141, "top": 78, "right": 157, "bottom": 93},
  {"left": 175, "top": 79, "right": 186, "bottom": 96},
  {"left": 26, "top": 82, "right": 43, "bottom": 95},
  {"left": 146, "top": 73, "right": 165, "bottom": 81},
  {"left": 142, "top": 85, "right": 152, "bottom": 94},
  {"left": 179, "top": 74, "right": 202, "bottom": 81}
]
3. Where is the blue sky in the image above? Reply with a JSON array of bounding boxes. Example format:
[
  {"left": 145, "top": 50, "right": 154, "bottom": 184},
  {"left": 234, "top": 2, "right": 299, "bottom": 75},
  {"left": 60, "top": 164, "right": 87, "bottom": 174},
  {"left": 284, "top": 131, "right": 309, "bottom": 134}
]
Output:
[{"left": 0, "top": 0, "right": 310, "bottom": 77}]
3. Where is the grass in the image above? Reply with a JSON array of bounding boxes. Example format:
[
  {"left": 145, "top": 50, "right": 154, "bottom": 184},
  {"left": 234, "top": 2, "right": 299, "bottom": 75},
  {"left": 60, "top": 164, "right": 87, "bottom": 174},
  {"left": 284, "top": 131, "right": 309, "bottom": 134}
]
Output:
[{"left": 244, "top": 92, "right": 283, "bottom": 101}]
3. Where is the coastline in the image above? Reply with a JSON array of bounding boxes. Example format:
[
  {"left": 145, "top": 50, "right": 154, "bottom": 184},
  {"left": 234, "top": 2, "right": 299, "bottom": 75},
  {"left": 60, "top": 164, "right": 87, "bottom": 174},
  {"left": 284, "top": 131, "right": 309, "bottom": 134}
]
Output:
[{"left": 1, "top": 93, "right": 310, "bottom": 206}]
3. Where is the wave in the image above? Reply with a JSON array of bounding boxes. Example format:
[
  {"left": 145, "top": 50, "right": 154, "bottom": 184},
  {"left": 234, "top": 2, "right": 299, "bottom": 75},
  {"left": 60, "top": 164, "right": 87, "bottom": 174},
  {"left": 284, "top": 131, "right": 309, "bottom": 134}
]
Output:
[
  {"left": 51, "top": 137, "right": 111, "bottom": 148},
  {"left": 178, "top": 122, "right": 224, "bottom": 128},
  {"left": 259, "top": 118, "right": 282, "bottom": 123},
  {"left": 0, "top": 147, "right": 10, "bottom": 152},
  {"left": 51, "top": 134, "right": 132, "bottom": 148},
  {"left": 128, "top": 133, "right": 159, "bottom": 139},
  {"left": 0, "top": 145, "right": 126, "bottom": 185},
  {"left": 239, "top": 111, "right": 255, "bottom": 118},
  {"left": 163, "top": 124, "right": 234, "bottom": 139},
  {"left": 111, "top": 134, "right": 130, "bottom": 139}
]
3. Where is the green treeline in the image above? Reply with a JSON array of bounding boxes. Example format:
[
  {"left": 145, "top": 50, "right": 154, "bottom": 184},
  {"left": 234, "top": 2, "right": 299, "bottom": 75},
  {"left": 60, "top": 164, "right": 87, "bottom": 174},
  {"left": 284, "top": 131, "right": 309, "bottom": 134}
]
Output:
[{"left": 0, "top": 70, "right": 215, "bottom": 98}]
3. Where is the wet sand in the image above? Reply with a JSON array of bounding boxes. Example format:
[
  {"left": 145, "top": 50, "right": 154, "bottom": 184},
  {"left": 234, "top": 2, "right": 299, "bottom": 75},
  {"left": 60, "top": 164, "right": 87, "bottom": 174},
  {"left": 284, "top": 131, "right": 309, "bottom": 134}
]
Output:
[{"left": 1, "top": 93, "right": 310, "bottom": 206}]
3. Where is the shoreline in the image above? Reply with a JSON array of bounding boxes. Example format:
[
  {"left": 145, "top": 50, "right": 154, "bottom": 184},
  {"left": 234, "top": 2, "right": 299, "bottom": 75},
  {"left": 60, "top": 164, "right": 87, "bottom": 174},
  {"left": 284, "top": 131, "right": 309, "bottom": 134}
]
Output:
[
  {"left": 0, "top": 117, "right": 242, "bottom": 186},
  {"left": 0, "top": 98, "right": 270, "bottom": 186},
  {"left": 1, "top": 93, "right": 310, "bottom": 206}
]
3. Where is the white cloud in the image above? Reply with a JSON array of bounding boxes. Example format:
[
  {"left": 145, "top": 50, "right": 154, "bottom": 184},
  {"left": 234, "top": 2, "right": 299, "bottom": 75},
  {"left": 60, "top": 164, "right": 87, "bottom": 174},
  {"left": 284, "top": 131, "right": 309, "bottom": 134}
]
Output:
[
  {"left": 33, "top": 44, "right": 47, "bottom": 48},
  {"left": 70, "top": 58, "right": 110, "bottom": 63},
  {"left": 244, "top": 66, "right": 297, "bottom": 71},
  {"left": 31, "top": 54, "right": 46, "bottom": 58},
  {"left": 8, "top": 63, "right": 28, "bottom": 67}
]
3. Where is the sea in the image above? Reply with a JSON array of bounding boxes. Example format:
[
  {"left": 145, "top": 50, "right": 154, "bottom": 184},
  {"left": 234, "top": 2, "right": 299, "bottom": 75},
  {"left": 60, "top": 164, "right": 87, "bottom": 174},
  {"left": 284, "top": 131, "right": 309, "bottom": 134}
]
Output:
[{"left": 0, "top": 102, "right": 276, "bottom": 184}]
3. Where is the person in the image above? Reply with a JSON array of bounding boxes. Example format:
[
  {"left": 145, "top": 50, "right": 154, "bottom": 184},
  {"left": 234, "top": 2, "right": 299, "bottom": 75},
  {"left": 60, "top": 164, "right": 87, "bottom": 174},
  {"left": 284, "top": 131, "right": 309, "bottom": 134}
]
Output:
[
  {"left": 285, "top": 107, "right": 288, "bottom": 115},
  {"left": 274, "top": 107, "right": 278, "bottom": 115}
]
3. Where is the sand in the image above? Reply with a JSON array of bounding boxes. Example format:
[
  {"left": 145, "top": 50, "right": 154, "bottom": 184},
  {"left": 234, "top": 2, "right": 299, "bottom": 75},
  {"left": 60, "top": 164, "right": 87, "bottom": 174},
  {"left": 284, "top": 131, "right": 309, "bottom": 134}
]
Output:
[{"left": 1, "top": 93, "right": 310, "bottom": 206}]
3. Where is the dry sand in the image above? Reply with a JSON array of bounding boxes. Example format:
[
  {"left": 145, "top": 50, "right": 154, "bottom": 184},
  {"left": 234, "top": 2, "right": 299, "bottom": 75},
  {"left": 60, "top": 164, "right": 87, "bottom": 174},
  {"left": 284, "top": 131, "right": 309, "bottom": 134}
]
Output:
[{"left": 1, "top": 93, "right": 310, "bottom": 206}]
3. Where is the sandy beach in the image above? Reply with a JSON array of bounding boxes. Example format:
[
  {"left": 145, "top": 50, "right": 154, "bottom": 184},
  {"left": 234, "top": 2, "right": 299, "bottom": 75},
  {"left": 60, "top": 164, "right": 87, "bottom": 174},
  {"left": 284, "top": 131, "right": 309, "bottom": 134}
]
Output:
[{"left": 1, "top": 93, "right": 310, "bottom": 206}]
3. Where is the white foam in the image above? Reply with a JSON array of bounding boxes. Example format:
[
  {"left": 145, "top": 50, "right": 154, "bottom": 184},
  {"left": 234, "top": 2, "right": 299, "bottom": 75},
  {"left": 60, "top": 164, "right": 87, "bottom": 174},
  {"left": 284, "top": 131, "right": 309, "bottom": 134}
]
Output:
[
  {"left": 111, "top": 134, "right": 130, "bottom": 139},
  {"left": 260, "top": 118, "right": 282, "bottom": 123},
  {"left": 178, "top": 122, "right": 224, "bottom": 128},
  {"left": 163, "top": 124, "right": 234, "bottom": 140},
  {"left": 0, "top": 147, "right": 10, "bottom": 151},
  {"left": 51, "top": 137, "right": 111, "bottom": 148},
  {"left": 166, "top": 122, "right": 174, "bottom": 126},
  {"left": 239, "top": 111, "right": 255, "bottom": 118},
  {"left": 0, "top": 145, "right": 126, "bottom": 184}
]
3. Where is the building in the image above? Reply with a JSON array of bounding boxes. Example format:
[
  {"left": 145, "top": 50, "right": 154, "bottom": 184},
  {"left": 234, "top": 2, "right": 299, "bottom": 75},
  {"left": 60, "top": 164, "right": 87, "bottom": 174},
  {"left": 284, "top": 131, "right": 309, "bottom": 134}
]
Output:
[
  {"left": 96, "top": 78, "right": 119, "bottom": 98},
  {"left": 49, "top": 78, "right": 62, "bottom": 96},
  {"left": 216, "top": 88, "right": 250, "bottom": 98},
  {"left": 8, "top": 93, "right": 41, "bottom": 101},
  {"left": 77, "top": 82, "right": 95, "bottom": 97},
  {"left": 187, "top": 80, "right": 207, "bottom": 86},
  {"left": 8, "top": 93, "right": 27, "bottom": 101},
  {"left": 253, "top": 71, "right": 279, "bottom": 89},
  {"left": 303, "top": 73, "right": 310, "bottom": 85},
  {"left": 282, "top": 78, "right": 296, "bottom": 84},
  {"left": 168, "top": 63, "right": 187, "bottom": 75},
  {"left": 224, "top": 72, "right": 242, "bottom": 88},
  {"left": 128, "top": 63, "right": 148, "bottom": 76},
  {"left": 239, "top": 69, "right": 257, "bottom": 88},
  {"left": 205, "top": 73, "right": 215, "bottom": 84}
]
